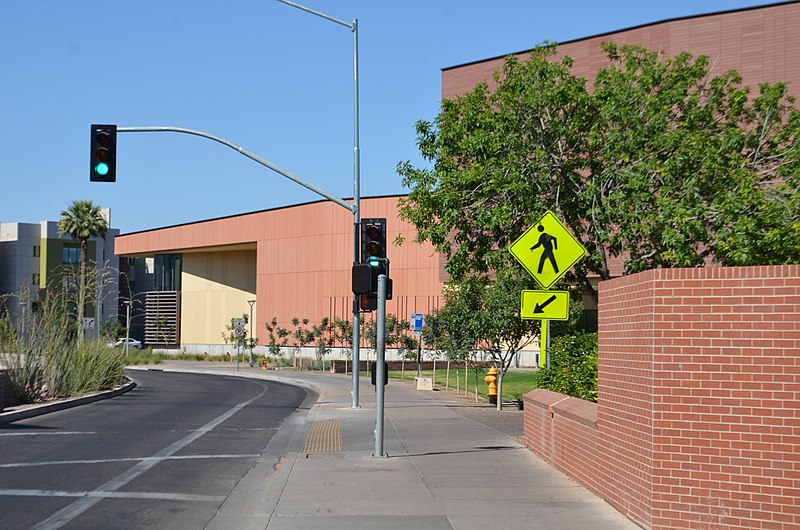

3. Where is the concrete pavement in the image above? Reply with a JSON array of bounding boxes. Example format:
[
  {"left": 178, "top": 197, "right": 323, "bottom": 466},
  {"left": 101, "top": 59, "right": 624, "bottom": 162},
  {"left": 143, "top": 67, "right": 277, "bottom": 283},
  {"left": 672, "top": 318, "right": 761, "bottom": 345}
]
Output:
[{"left": 130, "top": 362, "right": 638, "bottom": 530}]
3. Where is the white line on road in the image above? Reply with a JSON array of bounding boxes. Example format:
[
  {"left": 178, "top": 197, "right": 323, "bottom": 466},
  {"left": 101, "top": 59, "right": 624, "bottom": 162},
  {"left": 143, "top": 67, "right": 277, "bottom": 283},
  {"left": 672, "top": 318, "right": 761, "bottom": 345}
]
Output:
[
  {"left": 0, "top": 489, "right": 225, "bottom": 503},
  {"left": 0, "top": 454, "right": 259, "bottom": 468},
  {"left": 0, "top": 432, "right": 96, "bottom": 436},
  {"left": 30, "top": 384, "right": 268, "bottom": 530}
]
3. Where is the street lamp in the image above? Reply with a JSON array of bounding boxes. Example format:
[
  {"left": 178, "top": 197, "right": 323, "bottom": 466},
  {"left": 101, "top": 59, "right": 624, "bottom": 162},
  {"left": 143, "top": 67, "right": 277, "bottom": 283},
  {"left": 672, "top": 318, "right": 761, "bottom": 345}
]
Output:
[
  {"left": 247, "top": 299, "right": 256, "bottom": 367},
  {"left": 123, "top": 300, "right": 132, "bottom": 357},
  {"left": 278, "top": 0, "right": 362, "bottom": 409}
]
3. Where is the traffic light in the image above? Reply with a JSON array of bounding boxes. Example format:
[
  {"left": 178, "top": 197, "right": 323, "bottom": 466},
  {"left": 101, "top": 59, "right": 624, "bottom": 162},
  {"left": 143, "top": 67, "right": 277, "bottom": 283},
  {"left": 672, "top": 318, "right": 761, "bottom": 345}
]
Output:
[
  {"left": 352, "top": 263, "right": 375, "bottom": 295},
  {"left": 358, "top": 293, "right": 377, "bottom": 312},
  {"left": 90, "top": 124, "right": 117, "bottom": 182},
  {"left": 360, "top": 218, "right": 386, "bottom": 266},
  {"left": 356, "top": 218, "right": 390, "bottom": 312}
]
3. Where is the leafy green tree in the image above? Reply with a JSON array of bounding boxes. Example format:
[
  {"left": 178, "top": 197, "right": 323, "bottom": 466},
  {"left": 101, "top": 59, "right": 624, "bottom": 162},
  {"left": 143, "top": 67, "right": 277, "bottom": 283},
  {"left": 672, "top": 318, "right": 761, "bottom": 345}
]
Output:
[
  {"left": 265, "top": 317, "right": 290, "bottom": 357},
  {"left": 361, "top": 315, "right": 412, "bottom": 359},
  {"left": 422, "top": 283, "right": 484, "bottom": 399},
  {"left": 398, "top": 43, "right": 800, "bottom": 304},
  {"left": 101, "top": 318, "right": 125, "bottom": 342},
  {"left": 290, "top": 317, "right": 313, "bottom": 368},
  {"left": 473, "top": 272, "right": 538, "bottom": 410},
  {"left": 331, "top": 317, "right": 353, "bottom": 359},
  {"left": 58, "top": 200, "right": 108, "bottom": 344},
  {"left": 310, "top": 317, "right": 333, "bottom": 367}
]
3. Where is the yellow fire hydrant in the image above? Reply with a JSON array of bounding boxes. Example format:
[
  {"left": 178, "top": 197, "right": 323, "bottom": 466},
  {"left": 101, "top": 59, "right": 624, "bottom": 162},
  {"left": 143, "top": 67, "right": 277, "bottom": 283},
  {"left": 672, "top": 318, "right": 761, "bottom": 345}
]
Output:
[
  {"left": 484, "top": 366, "right": 498, "bottom": 405},
  {"left": 261, "top": 356, "right": 268, "bottom": 370}
]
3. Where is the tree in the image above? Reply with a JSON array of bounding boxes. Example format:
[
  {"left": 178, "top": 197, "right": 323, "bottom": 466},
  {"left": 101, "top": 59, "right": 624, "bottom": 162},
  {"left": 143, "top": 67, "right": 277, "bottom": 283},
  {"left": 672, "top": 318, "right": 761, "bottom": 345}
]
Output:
[
  {"left": 362, "top": 314, "right": 411, "bottom": 355},
  {"left": 331, "top": 317, "right": 353, "bottom": 358},
  {"left": 473, "top": 272, "right": 538, "bottom": 410},
  {"left": 422, "top": 283, "right": 484, "bottom": 400},
  {"left": 398, "top": 43, "right": 800, "bottom": 304},
  {"left": 310, "top": 317, "right": 333, "bottom": 369},
  {"left": 265, "top": 317, "right": 290, "bottom": 358},
  {"left": 58, "top": 200, "right": 108, "bottom": 344},
  {"left": 290, "top": 317, "right": 313, "bottom": 368},
  {"left": 221, "top": 314, "right": 250, "bottom": 351}
]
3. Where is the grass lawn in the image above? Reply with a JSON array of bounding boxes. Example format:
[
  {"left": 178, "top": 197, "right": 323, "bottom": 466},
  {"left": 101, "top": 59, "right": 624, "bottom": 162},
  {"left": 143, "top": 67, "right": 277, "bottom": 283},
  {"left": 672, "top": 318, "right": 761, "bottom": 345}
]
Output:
[{"left": 360, "top": 364, "right": 538, "bottom": 402}]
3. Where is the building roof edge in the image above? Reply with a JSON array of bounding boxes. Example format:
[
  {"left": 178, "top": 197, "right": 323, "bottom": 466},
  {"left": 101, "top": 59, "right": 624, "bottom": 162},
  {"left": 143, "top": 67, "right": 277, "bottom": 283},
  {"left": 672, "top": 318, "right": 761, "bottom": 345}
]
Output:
[
  {"left": 441, "top": 1, "right": 799, "bottom": 72},
  {"left": 118, "top": 193, "right": 408, "bottom": 237}
]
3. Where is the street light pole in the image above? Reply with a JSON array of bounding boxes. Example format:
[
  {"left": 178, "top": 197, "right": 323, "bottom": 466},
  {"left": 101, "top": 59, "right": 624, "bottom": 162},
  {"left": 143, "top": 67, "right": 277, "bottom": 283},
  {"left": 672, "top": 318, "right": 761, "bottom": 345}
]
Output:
[
  {"left": 247, "top": 299, "right": 256, "bottom": 367},
  {"left": 124, "top": 300, "right": 132, "bottom": 357},
  {"left": 278, "top": 0, "right": 362, "bottom": 409}
]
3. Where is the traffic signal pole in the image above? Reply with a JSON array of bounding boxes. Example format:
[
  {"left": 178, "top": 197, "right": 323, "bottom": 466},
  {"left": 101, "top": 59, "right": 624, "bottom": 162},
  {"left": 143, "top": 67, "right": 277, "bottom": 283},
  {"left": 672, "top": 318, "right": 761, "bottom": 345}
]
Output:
[
  {"left": 373, "top": 273, "right": 387, "bottom": 457},
  {"left": 118, "top": 1, "right": 366, "bottom": 410},
  {"left": 117, "top": 127, "right": 354, "bottom": 212},
  {"left": 276, "top": 0, "right": 362, "bottom": 410}
]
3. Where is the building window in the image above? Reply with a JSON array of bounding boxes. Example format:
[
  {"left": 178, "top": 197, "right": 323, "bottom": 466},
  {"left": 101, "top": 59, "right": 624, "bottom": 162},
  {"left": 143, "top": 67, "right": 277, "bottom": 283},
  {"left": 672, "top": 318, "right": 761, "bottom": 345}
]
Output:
[
  {"left": 63, "top": 246, "right": 80, "bottom": 265},
  {"left": 33, "top": 245, "right": 40, "bottom": 257},
  {"left": 154, "top": 254, "right": 182, "bottom": 291},
  {"left": 32, "top": 273, "right": 40, "bottom": 286}
]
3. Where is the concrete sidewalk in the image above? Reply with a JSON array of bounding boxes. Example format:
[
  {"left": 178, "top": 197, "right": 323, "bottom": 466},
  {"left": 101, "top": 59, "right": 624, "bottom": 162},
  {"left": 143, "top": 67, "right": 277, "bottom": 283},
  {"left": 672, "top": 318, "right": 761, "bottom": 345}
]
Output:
[{"left": 132, "top": 362, "right": 637, "bottom": 530}]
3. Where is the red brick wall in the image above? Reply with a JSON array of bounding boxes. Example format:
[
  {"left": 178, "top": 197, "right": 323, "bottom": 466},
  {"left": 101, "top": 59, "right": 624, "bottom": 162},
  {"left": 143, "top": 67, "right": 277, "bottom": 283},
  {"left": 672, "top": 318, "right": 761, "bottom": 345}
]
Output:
[
  {"left": 524, "top": 265, "right": 800, "bottom": 530},
  {"left": 524, "top": 389, "right": 600, "bottom": 494}
]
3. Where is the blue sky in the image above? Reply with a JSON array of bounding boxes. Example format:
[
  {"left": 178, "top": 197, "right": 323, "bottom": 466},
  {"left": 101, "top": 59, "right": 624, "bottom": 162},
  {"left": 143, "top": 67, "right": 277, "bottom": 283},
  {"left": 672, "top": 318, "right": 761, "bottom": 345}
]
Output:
[{"left": 0, "top": 0, "right": 782, "bottom": 233}]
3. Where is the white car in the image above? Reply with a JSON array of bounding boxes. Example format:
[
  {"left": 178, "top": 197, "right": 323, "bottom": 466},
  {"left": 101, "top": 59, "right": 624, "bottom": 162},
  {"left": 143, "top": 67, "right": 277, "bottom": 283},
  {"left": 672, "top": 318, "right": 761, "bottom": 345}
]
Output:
[{"left": 115, "top": 338, "right": 142, "bottom": 349}]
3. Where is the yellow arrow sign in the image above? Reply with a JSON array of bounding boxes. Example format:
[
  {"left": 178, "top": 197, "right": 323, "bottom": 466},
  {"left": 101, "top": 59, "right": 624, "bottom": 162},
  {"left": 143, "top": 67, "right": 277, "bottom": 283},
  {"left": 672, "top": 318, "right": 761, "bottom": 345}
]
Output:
[
  {"left": 509, "top": 211, "right": 586, "bottom": 289},
  {"left": 520, "top": 290, "right": 570, "bottom": 321}
]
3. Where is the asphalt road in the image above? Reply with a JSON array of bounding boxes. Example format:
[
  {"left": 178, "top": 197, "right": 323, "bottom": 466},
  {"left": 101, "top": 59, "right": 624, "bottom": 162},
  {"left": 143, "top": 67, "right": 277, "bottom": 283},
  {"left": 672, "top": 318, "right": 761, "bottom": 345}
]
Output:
[{"left": 0, "top": 370, "right": 310, "bottom": 530}]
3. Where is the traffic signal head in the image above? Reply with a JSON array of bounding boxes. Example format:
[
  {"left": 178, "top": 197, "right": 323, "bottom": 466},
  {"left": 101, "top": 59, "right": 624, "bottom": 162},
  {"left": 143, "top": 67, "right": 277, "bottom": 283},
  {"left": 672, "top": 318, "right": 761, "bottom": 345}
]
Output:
[
  {"left": 360, "top": 218, "right": 386, "bottom": 266},
  {"left": 358, "top": 293, "right": 377, "bottom": 312},
  {"left": 90, "top": 124, "right": 117, "bottom": 182},
  {"left": 352, "top": 263, "right": 374, "bottom": 295}
]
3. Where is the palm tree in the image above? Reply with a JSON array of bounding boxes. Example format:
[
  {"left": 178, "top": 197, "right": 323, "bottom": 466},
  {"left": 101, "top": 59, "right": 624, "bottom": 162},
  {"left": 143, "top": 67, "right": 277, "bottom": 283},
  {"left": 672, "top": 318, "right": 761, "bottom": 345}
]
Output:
[{"left": 58, "top": 200, "right": 108, "bottom": 344}]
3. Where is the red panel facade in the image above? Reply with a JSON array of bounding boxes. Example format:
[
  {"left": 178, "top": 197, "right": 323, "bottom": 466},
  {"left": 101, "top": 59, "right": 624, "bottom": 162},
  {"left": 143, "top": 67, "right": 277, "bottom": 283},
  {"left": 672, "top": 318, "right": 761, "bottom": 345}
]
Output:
[
  {"left": 115, "top": 196, "right": 445, "bottom": 346},
  {"left": 444, "top": 3, "right": 800, "bottom": 102}
]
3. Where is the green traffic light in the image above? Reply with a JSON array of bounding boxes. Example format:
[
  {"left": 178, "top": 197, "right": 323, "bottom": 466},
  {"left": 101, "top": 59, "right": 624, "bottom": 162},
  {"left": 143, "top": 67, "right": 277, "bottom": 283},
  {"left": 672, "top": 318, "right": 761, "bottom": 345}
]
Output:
[
  {"left": 94, "top": 162, "right": 109, "bottom": 176},
  {"left": 368, "top": 257, "right": 380, "bottom": 267}
]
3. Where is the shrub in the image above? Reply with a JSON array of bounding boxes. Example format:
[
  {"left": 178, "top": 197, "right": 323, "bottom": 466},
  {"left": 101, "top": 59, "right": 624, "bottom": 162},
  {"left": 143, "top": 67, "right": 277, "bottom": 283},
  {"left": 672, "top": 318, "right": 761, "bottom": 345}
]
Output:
[
  {"left": 54, "top": 342, "right": 126, "bottom": 397},
  {"left": 0, "top": 287, "right": 126, "bottom": 403},
  {"left": 536, "top": 332, "right": 598, "bottom": 402}
]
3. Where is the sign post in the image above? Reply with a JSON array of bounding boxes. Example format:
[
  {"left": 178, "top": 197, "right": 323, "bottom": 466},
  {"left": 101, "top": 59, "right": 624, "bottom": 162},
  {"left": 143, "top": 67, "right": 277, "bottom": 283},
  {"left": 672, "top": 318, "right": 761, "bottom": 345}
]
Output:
[
  {"left": 410, "top": 313, "right": 423, "bottom": 377},
  {"left": 509, "top": 210, "right": 586, "bottom": 369},
  {"left": 233, "top": 318, "right": 245, "bottom": 371}
]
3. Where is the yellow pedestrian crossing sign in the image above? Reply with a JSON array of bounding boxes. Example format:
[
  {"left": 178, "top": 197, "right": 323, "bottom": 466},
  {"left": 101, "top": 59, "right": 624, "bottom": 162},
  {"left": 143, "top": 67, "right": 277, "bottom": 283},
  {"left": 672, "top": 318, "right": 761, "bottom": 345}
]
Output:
[
  {"left": 520, "top": 290, "right": 570, "bottom": 321},
  {"left": 509, "top": 211, "right": 586, "bottom": 289}
]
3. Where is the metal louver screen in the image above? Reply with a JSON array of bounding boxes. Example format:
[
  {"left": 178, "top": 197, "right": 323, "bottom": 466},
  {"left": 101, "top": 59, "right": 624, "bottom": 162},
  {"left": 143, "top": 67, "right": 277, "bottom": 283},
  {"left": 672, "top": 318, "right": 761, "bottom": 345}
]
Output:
[{"left": 144, "top": 291, "right": 180, "bottom": 346}]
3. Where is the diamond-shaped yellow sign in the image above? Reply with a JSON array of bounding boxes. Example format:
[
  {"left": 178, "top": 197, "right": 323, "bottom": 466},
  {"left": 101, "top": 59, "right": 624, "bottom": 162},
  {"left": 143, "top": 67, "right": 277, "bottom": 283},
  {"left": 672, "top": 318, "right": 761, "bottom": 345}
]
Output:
[{"left": 509, "top": 211, "right": 586, "bottom": 289}]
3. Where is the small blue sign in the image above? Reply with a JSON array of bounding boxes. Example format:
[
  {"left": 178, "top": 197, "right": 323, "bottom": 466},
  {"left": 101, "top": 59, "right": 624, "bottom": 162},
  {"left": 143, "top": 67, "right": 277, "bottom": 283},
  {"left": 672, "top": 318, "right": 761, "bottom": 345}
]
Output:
[{"left": 410, "top": 313, "right": 423, "bottom": 331}]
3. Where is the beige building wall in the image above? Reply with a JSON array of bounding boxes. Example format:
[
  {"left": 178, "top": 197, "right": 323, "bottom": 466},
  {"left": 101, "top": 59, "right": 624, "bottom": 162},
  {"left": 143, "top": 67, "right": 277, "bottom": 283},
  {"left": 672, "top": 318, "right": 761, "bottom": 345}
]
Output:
[
  {"left": 114, "top": 196, "right": 444, "bottom": 349},
  {"left": 180, "top": 250, "right": 256, "bottom": 346}
]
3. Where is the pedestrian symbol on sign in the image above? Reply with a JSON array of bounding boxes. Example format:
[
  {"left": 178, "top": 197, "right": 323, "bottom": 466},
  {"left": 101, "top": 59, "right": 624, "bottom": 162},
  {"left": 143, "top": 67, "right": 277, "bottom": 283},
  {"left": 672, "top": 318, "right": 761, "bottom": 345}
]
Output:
[{"left": 530, "top": 225, "right": 558, "bottom": 275}]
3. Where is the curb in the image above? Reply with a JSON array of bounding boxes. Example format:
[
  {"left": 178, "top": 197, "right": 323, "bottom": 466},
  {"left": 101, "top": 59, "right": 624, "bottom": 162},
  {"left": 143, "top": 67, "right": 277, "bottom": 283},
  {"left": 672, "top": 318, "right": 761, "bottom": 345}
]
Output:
[
  {"left": 0, "top": 378, "right": 137, "bottom": 424},
  {"left": 126, "top": 365, "right": 324, "bottom": 395}
]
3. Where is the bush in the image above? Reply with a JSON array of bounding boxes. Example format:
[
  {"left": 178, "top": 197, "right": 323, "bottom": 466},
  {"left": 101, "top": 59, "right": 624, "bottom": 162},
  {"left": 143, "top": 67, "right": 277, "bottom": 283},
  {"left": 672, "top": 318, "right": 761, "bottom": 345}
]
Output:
[
  {"left": 536, "top": 332, "right": 598, "bottom": 402},
  {"left": 0, "top": 287, "right": 126, "bottom": 404},
  {"left": 54, "top": 342, "right": 126, "bottom": 397}
]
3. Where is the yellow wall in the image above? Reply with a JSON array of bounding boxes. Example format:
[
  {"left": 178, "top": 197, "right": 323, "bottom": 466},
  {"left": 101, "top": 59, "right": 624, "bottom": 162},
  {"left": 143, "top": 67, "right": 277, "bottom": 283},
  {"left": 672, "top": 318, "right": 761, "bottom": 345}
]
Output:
[{"left": 180, "top": 250, "right": 256, "bottom": 345}]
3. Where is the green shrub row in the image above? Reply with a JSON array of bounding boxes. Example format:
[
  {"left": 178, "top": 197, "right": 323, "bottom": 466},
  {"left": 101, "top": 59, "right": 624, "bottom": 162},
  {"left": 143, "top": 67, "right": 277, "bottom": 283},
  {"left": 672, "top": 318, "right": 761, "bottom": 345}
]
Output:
[{"left": 536, "top": 332, "right": 598, "bottom": 402}]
